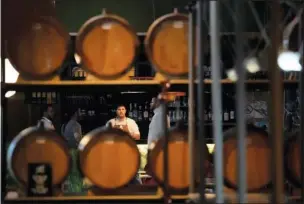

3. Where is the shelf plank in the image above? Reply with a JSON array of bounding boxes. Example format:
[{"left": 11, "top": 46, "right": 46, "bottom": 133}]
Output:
[{"left": 2, "top": 79, "right": 299, "bottom": 86}]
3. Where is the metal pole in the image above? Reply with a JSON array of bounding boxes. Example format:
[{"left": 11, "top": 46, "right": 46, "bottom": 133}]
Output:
[
  {"left": 160, "top": 83, "right": 170, "bottom": 204},
  {"left": 235, "top": 0, "right": 247, "bottom": 203},
  {"left": 210, "top": 1, "right": 224, "bottom": 203},
  {"left": 268, "top": 0, "right": 284, "bottom": 203},
  {"left": 299, "top": 10, "right": 304, "bottom": 203},
  {"left": 196, "top": 0, "right": 206, "bottom": 203},
  {"left": 187, "top": 4, "right": 196, "bottom": 197}
]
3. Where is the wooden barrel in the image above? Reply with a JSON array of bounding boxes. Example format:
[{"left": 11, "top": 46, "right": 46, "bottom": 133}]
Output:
[
  {"left": 148, "top": 127, "right": 211, "bottom": 190},
  {"left": 76, "top": 9, "right": 139, "bottom": 79},
  {"left": 78, "top": 126, "right": 140, "bottom": 189},
  {"left": 145, "top": 9, "right": 189, "bottom": 78},
  {"left": 285, "top": 132, "right": 301, "bottom": 188},
  {"left": 223, "top": 125, "right": 271, "bottom": 192},
  {"left": 6, "top": 125, "right": 71, "bottom": 188},
  {"left": 6, "top": 16, "right": 69, "bottom": 80}
]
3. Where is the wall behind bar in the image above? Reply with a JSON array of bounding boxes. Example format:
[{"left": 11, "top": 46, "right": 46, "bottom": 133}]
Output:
[{"left": 55, "top": 0, "right": 267, "bottom": 33}]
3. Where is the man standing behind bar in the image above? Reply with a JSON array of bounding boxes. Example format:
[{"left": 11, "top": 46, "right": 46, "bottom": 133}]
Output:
[
  {"left": 106, "top": 104, "right": 140, "bottom": 140},
  {"left": 38, "top": 105, "right": 55, "bottom": 130},
  {"left": 147, "top": 96, "right": 170, "bottom": 146},
  {"left": 106, "top": 104, "right": 141, "bottom": 184}
]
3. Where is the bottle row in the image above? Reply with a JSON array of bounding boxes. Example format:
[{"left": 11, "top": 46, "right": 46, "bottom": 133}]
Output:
[{"left": 26, "top": 92, "right": 58, "bottom": 104}]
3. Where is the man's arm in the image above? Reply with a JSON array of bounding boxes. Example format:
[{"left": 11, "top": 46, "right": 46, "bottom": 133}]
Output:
[
  {"left": 105, "top": 119, "right": 112, "bottom": 128},
  {"left": 73, "top": 123, "right": 82, "bottom": 142},
  {"left": 130, "top": 120, "right": 140, "bottom": 140}
]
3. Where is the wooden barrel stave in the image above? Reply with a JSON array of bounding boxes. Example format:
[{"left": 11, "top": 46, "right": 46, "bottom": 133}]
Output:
[
  {"left": 78, "top": 127, "right": 140, "bottom": 190},
  {"left": 76, "top": 13, "right": 139, "bottom": 79},
  {"left": 7, "top": 127, "right": 71, "bottom": 187},
  {"left": 6, "top": 16, "right": 69, "bottom": 79},
  {"left": 145, "top": 11, "right": 189, "bottom": 78},
  {"left": 285, "top": 132, "right": 301, "bottom": 188},
  {"left": 222, "top": 125, "right": 271, "bottom": 192},
  {"left": 148, "top": 128, "right": 211, "bottom": 191}
]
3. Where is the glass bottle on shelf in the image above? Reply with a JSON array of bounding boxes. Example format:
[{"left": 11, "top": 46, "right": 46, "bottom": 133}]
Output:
[
  {"left": 133, "top": 103, "right": 138, "bottom": 121},
  {"left": 32, "top": 92, "right": 37, "bottom": 104},
  {"left": 138, "top": 105, "right": 143, "bottom": 121},
  {"left": 224, "top": 109, "right": 229, "bottom": 122},
  {"left": 37, "top": 92, "right": 41, "bottom": 104},
  {"left": 229, "top": 106, "right": 235, "bottom": 122},
  {"left": 143, "top": 102, "right": 149, "bottom": 121},
  {"left": 128, "top": 103, "right": 133, "bottom": 118},
  {"left": 42, "top": 92, "right": 46, "bottom": 104},
  {"left": 47, "top": 92, "right": 52, "bottom": 104}
]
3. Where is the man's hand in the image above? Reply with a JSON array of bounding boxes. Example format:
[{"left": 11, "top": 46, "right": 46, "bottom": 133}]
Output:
[{"left": 130, "top": 133, "right": 140, "bottom": 140}]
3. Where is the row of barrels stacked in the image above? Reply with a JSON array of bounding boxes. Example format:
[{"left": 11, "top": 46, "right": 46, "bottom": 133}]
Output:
[
  {"left": 7, "top": 121, "right": 301, "bottom": 194},
  {"left": 3, "top": 0, "right": 189, "bottom": 80}
]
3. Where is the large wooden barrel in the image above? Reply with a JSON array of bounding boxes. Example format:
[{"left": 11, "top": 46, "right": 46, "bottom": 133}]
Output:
[
  {"left": 223, "top": 125, "right": 271, "bottom": 192},
  {"left": 78, "top": 126, "right": 140, "bottom": 189},
  {"left": 145, "top": 9, "right": 189, "bottom": 78},
  {"left": 6, "top": 125, "right": 71, "bottom": 188},
  {"left": 285, "top": 132, "right": 301, "bottom": 187},
  {"left": 6, "top": 16, "right": 69, "bottom": 80},
  {"left": 148, "top": 127, "right": 211, "bottom": 190},
  {"left": 76, "top": 9, "right": 139, "bottom": 79}
]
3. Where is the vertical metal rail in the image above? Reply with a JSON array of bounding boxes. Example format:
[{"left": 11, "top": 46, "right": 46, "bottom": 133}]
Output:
[
  {"left": 0, "top": 0, "right": 7, "bottom": 199},
  {"left": 160, "top": 83, "right": 170, "bottom": 204},
  {"left": 235, "top": 0, "right": 247, "bottom": 203},
  {"left": 187, "top": 4, "right": 196, "bottom": 198},
  {"left": 300, "top": 10, "right": 304, "bottom": 203},
  {"left": 196, "top": 0, "right": 206, "bottom": 203},
  {"left": 268, "top": 0, "right": 284, "bottom": 203},
  {"left": 210, "top": 1, "right": 224, "bottom": 203}
]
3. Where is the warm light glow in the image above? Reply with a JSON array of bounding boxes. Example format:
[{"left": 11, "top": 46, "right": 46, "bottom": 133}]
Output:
[
  {"left": 244, "top": 57, "right": 260, "bottom": 73},
  {"left": 277, "top": 51, "right": 302, "bottom": 71},
  {"left": 206, "top": 144, "right": 215, "bottom": 153},
  {"left": 0, "top": 58, "right": 19, "bottom": 83},
  {"left": 0, "top": 58, "right": 19, "bottom": 98},
  {"left": 5, "top": 91, "right": 16, "bottom": 98},
  {"left": 226, "top": 69, "right": 238, "bottom": 82},
  {"left": 74, "top": 53, "right": 81, "bottom": 64}
]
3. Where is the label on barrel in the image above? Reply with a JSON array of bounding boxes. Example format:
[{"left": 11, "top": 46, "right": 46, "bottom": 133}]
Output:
[{"left": 27, "top": 163, "right": 52, "bottom": 197}]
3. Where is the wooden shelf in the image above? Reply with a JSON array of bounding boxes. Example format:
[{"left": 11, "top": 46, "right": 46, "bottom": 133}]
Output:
[{"left": 2, "top": 79, "right": 299, "bottom": 86}]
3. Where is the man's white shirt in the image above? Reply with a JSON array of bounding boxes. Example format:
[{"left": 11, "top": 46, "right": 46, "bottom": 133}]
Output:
[
  {"left": 39, "top": 117, "right": 55, "bottom": 130},
  {"left": 106, "top": 117, "right": 140, "bottom": 136}
]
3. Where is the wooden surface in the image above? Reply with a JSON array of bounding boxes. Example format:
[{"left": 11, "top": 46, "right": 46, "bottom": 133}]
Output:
[
  {"left": 149, "top": 21, "right": 189, "bottom": 77},
  {"left": 5, "top": 192, "right": 291, "bottom": 203},
  {"left": 79, "top": 131, "right": 140, "bottom": 189},
  {"left": 223, "top": 126, "right": 271, "bottom": 192},
  {"left": 77, "top": 16, "right": 138, "bottom": 79},
  {"left": 6, "top": 17, "right": 69, "bottom": 79},
  {"left": 10, "top": 73, "right": 299, "bottom": 86},
  {"left": 9, "top": 131, "right": 70, "bottom": 186},
  {"left": 148, "top": 130, "right": 211, "bottom": 190},
  {"left": 286, "top": 132, "right": 301, "bottom": 186}
]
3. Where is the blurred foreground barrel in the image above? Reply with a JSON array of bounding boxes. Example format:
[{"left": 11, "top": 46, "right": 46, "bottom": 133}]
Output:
[
  {"left": 145, "top": 9, "right": 190, "bottom": 78},
  {"left": 148, "top": 127, "right": 211, "bottom": 190},
  {"left": 285, "top": 132, "right": 301, "bottom": 187},
  {"left": 7, "top": 125, "right": 71, "bottom": 189},
  {"left": 76, "top": 9, "right": 139, "bottom": 79},
  {"left": 78, "top": 127, "right": 140, "bottom": 189},
  {"left": 6, "top": 16, "right": 69, "bottom": 80},
  {"left": 223, "top": 125, "right": 271, "bottom": 192}
]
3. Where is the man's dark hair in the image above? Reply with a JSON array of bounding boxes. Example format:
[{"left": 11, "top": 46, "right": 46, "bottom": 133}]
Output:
[{"left": 116, "top": 104, "right": 126, "bottom": 109}]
